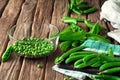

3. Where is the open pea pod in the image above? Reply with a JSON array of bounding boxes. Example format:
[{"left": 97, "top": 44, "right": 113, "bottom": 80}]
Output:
[{"left": 60, "top": 30, "right": 87, "bottom": 41}]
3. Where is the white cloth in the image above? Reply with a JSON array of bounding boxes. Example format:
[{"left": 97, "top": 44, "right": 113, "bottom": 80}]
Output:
[
  {"left": 100, "top": 0, "right": 120, "bottom": 43},
  {"left": 100, "top": 0, "right": 120, "bottom": 28},
  {"left": 52, "top": 65, "right": 94, "bottom": 80},
  {"left": 107, "top": 29, "right": 120, "bottom": 44}
]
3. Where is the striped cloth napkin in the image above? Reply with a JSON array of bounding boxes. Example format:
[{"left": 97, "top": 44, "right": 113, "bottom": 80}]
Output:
[{"left": 81, "top": 39, "right": 120, "bottom": 55}]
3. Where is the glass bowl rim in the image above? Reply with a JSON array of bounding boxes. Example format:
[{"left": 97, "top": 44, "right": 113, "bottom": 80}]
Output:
[{"left": 7, "top": 24, "right": 60, "bottom": 41}]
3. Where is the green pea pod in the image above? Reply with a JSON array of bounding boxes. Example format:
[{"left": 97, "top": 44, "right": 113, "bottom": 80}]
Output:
[
  {"left": 60, "top": 30, "right": 87, "bottom": 41},
  {"left": 84, "top": 19, "right": 105, "bottom": 30},
  {"left": 63, "top": 18, "right": 77, "bottom": 24},
  {"left": 71, "top": 23, "right": 81, "bottom": 32},
  {"left": 77, "top": 4, "right": 90, "bottom": 10},
  {"left": 72, "top": 40, "right": 80, "bottom": 47},
  {"left": 100, "top": 54, "right": 120, "bottom": 62},
  {"left": 99, "top": 67, "right": 120, "bottom": 74},
  {"left": 94, "top": 74, "right": 120, "bottom": 80},
  {"left": 60, "top": 26, "right": 72, "bottom": 35},
  {"left": 60, "top": 41, "right": 72, "bottom": 52},
  {"left": 76, "top": 1, "right": 88, "bottom": 5},
  {"left": 99, "top": 62, "right": 120, "bottom": 71},
  {"left": 74, "top": 62, "right": 88, "bottom": 69},
  {"left": 72, "top": 8, "right": 83, "bottom": 14},
  {"left": 70, "top": 0, "right": 75, "bottom": 9},
  {"left": 65, "top": 55, "right": 85, "bottom": 64},
  {"left": 87, "top": 33, "right": 111, "bottom": 43},
  {"left": 2, "top": 46, "right": 14, "bottom": 62},
  {"left": 83, "top": 54, "right": 97, "bottom": 63},
  {"left": 89, "top": 22, "right": 102, "bottom": 34},
  {"left": 63, "top": 16, "right": 85, "bottom": 22},
  {"left": 54, "top": 46, "right": 87, "bottom": 64},
  {"left": 74, "top": 59, "right": 83, "bottom": 67},
  {"left": 70, "top": 51, "right": 96, "bottom": 57},
  {"left": 83, "top": 7, "right": 97, "bottom": 14},
  {"left": 85, "top": 57, "right": 100, "bottom": 66},
  {"left": 91, "top": 61, "right": 103, "bottom": 68}
]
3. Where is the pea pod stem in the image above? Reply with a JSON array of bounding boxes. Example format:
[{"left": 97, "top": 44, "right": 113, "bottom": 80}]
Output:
[{"left": 108, "top": 47, "right": 114, "bottom": 57}]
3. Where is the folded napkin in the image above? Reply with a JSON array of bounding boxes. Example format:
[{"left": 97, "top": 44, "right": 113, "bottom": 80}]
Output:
[
  {"left": 52, "top": 65, "right": 94, "bottom": 80},
  {"left": 81, "top": 39, "right": 120, "bottom": 55},
  {"left": 107, "top": 29, "right": 120, "bottom": 44},
  {"left": 100, "top": 0, "right": 120, "bottom": 29}
]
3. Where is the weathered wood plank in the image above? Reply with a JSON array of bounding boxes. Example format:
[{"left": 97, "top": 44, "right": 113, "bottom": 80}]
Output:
[
  {"left": 0, "top": 0, "right": 9, "bottom": 17},
  {"left": 0, "top": 0, "right": 37, "bottom": 80},
  {"left": 18, "top": 0, "right": 55, "bottom": 80},
  {"left": 50, "top": 0, "right": 68, "bottom": 31},
  {"left": 0, "top": 0, "right": 24, "bottom": 59},
  {"left": 44, "top": 0, "right": 68, "bottom": 80}
]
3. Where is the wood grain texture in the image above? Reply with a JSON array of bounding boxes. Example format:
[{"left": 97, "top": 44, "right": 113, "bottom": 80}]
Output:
[
  {"left": 0, "top": 0, "right": 9, "bottom": 17},
  {"left": 0, "top": 0, "right": 37, "bottom": 80},
  {"left": 45, "top": 0, "right": 68, "bottom": 80},
  {"left": 0, "top": 0, "right": 24, "bottom": 59}
]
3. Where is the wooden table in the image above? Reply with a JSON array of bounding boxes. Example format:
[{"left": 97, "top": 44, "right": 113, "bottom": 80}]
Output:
[{"left": 0, "top": 0, "right": 115, "bottom": 80}]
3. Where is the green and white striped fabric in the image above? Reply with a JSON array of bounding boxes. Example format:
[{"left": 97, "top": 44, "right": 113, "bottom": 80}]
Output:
[{"left": 81, "top": 39, "right": 120, "bottom": 55}]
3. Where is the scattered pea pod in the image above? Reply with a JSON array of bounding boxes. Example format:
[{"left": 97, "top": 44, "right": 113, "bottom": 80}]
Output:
[
  {"left": 2, "top": 46, "right": 14, "bottom": 62},
  {"left": 83, "top": 6, "right": 97, "bottom": 14},
  {"left": 62, "top": 16, "right": 84, "bottom": 24},
  {"left": 72, "top": 8, "right": 83, "bottom": 14},
  {"left": 68, "top": 0, "right": 97, "bottom": 15},
  {"left": 84, "top": 19, "right": 104, "bottom": 30}
]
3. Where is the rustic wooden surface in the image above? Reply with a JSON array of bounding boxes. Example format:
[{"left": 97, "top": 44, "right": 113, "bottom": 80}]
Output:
[{"left": 0, "top": 0, "right": 115, "bottom": 80}]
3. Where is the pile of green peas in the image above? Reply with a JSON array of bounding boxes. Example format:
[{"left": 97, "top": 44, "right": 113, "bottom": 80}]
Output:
[{"left": 13, "top": 37, "right": 54, "bottom": 57}]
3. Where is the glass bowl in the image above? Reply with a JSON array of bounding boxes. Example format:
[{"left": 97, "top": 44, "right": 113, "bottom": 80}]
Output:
[{"left": 7, "top": 24, "right": 60, "bottom": 58}]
